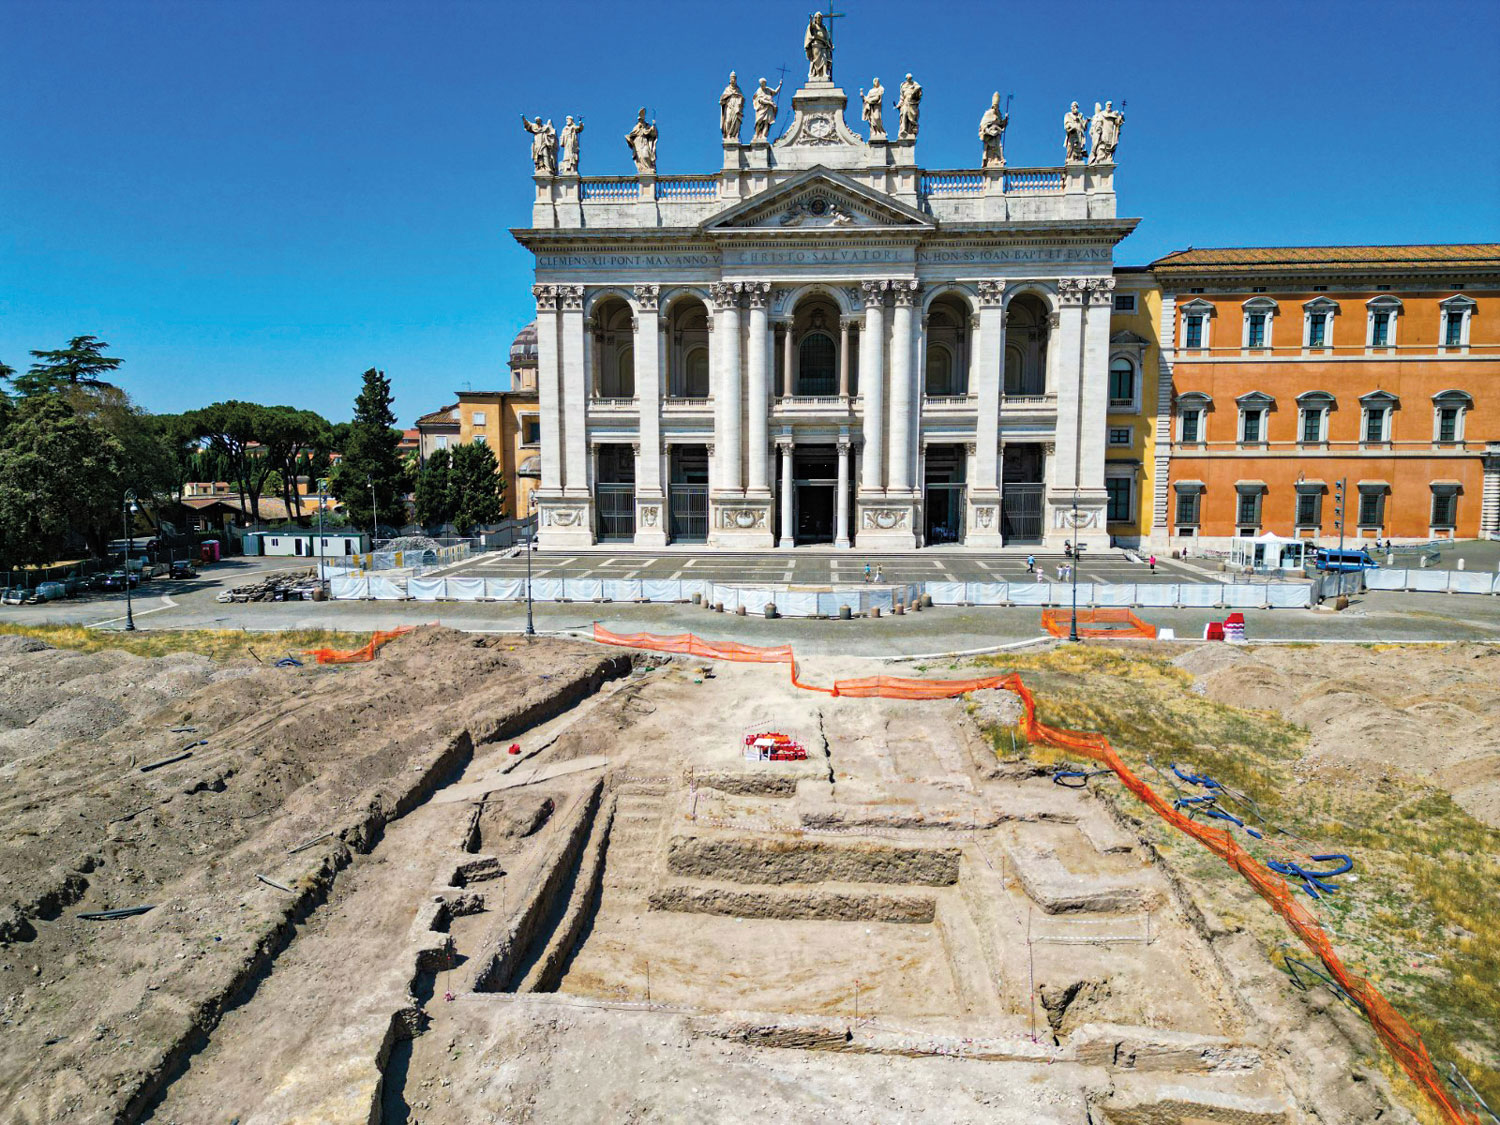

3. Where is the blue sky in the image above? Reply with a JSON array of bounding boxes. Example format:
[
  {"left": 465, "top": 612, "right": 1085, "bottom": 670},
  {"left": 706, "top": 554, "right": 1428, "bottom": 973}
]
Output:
[{"left": 3, "top": 0, "right": 1497, "bottom": 425}]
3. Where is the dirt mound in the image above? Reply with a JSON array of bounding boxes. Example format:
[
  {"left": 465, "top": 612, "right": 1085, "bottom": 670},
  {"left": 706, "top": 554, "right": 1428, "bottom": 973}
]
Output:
[
  {"left": 1172, "top": 645, "right": 1252, "bottom": 678},
  {"left": 0, "top": 634, "right": 51, "bottom": 654}
]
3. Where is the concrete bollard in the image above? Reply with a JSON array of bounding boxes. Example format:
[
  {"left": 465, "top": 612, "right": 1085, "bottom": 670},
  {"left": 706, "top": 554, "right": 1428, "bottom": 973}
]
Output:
[
  {"left": 1386, "top": 553, "right": 1394, "bottom": 566},
  {"left": 764, "top": 603, "right": 777, "bottom": 619},
  {"left": 714, "top": 601, "right": 724, "bottom": 613},
  {"left": 894, "top": 602, "right": 905, "bottom": 615},
  {"left": 912, "top": 598, "right": 922, "bottom": 612},
  {"left": 839, "top": 605, "right": 852, "bottom": 620},
  {"left": 871, "top": 606, "right": 880, "bottom": 618},
  {"left": 1458, "top": 558, "right": 1466, "bottom": 571},
  {"left": 736, "top": 604, "right": 746, "bottom": 616},
  {"left": 691, "top": 592, "right": 702, "bottom": 605},
  {"left": 920, "top": 593, "right": 933, "bottom": 608}
]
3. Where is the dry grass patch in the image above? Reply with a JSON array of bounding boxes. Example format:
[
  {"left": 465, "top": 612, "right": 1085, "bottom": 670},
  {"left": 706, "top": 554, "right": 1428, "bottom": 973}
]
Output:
[{"left": 0, "top": 623, "right": 374, "bottom": 663}]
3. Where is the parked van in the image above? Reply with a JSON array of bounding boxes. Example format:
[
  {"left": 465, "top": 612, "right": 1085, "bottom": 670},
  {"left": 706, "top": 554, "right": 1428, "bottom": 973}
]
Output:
[{"left": 1314, "top": 548, "right": 1378, "bottom": 572}]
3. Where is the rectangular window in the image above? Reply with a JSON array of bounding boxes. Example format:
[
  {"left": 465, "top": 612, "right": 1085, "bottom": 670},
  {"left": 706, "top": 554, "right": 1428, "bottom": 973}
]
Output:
[
  {"left": 1296, "top": 492, "right": 1321, "bottom": 527},
  {"left": 1358, "top": 492, "right": 1384, "bottom": 527},
  {"left": 1175, "top": 491, "right": 1200, "bottom": 526},
  {"left": 1108, "top": 427, "right": 1132, "bottom": 446},
  {"left": 1301, "top": 410, "right": 1323, "bottom": 443},
  {"left": 474, "top": 433, "right": 487, "bottom": 444},
  {"left": 1242, "top": 410, "right": 1263, "bottom": 444},
  {"left": 1106, "top": 478, "right": 1132, "bottom": 523},
  {"left": 523, "top": 418, "right": 541, "bottom": 444},
  {"left": 1247, "top": 313, "right": 1267, "bottom": 348},
  {"left": 1236, "top": 491, "right": 1262, "bottom": 527},
  {"left": 1308, "top": 313, "right": 1327, "bottom": 347},
  {"left": 1185, "top": 315, "right": 1204, "bottom": 349},
  {"left": 1109, "top": 364, "right": 1135, "bottom": 406},
  {"left": 1444, "top": 313, "right": 1463, "bottom": 347},
  {"left": 1437, "top": 407, "right": 1459, "bottom": 443},
  {"left": 1180, "top": 410, "right": 1201, "bottom": 444},
  {"left": 1364, "top": 409, "right": 1386, "bottom": 443},
  {"left": 1113, "top": 294, "right": 1136, "bottom": 312},
  {"left": 1371, "top": 311, "right": 1391, "bottom": 346},
  {"left": 1431, "top": 492, "right": 1456, "bottom": 528},
  {"left": 472, "top": 411, "right": 487, "bottom": 426}
]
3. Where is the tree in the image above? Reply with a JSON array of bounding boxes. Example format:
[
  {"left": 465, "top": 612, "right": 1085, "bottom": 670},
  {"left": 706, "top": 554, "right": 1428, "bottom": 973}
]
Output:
[
  {"left": 184, "top": 401, "right": 277, "bottom": 522},
  {"left": 0, "top": 396, "right": 125, "bottom": 566},
  {"left": 414, "top": 446, "right": 454, "bottom": 528},
  {"left": 15, "top": 336, "right": 124, "bottom": 397},
  {"left": 449, "top": 441, "right": 505, "bottom": 535},
  {"left": 330, "top": 369, "right": 404, "bottom": 532}
]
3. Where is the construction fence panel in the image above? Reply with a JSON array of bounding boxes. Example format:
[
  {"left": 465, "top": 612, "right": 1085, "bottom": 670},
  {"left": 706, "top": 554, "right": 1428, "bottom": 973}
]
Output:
[
  {"left": 926, "top": 581, "right": 966, "bottom": 605},
  {"left": 1135, "top": 583, "right": 1179, "bottom": 607},
  {"left": 330, "top": 575, "right": 369, "bottom": 600},
  {"left": 1267, "top": 583, "right": 1315, "bottom": 608},
  {"left": 407, "top": 577, "right": 446, "bottom": 601},
  {"left": 1177, "top": 584, "right": 1223, "bottom": 608},
  {"left": 1094, "top": 583, "right": 1135, "bottom": 607},
  {"left": 642, "top": 579, "right": 682, "bottom": 602},
  {"left": 737, "top": 588, "right": 775, "bottom": 612},
  {"left": 481, "top": 577, "right": 521, "bottom": 600},
  {"left": 781, "top": 590, "right": 821, "bottom": 617},
  {"left": 1050, "top": 583, "right": 1095, "bottom": 607},
  {"left": 602, "top": 579, "right": 643, "bottom": 601},
  {"left": 444, "top": 577, "right": 485, "bottom": 600},
  {"left": 1448, "top": 570, "right": 1496, "bottom": 595},
  {"left": 530, "top": 578, "right": 564, "bottom": 601},
  {"left": 863, "top": 588, "right": 896, "bottom": 614},
  {"left": 967, "top": 582, "right": 1007, "bottom": 605},
  {"left": 563, "top": 578, "right": 604, "bottom": 601},
  {"left": 1005, "top": 582, "right": 1049, "bottom": 605},
  {"left": 1223, "top": 584, "right": 1271, "bottom": 609},
  {"left": 367, "top": 576, "right": 408, "bottom": 600},
  {"left": 1410, "top": 569, "right": 1449, "bottom": 593},
  {"left": 1364, "top": 568, "right": 1407, "bottom": 591},
  {"left": 680, "top": 579, "right": 713, "bottom": 603}
]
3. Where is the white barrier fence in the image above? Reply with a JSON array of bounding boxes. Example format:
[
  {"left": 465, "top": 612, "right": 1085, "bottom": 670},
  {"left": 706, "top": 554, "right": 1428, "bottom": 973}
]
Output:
[
  {"left": 321, "top": 541, "right": 471, "bottom": 580},
  {"left": 1363, "top": 568, "right": 1500, "bottom": 595},
  {"left": 330, "top": 576, "right": 1317, "bottom": 612}
]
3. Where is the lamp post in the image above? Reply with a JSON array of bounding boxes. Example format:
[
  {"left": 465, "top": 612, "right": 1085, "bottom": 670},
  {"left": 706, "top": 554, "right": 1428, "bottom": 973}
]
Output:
[
  {"left": 122, "top": 489, "right": 138, "bottom": 632},
  {"left": 368, "top": 474, "right": 379, "bottom": 544},
  {"left": 524, "top": 492, "right": 537, "bottom": 636},
  {"left": 1067, "top": 490, "right": 1086, "bottom": 643},
  {"left": 317, "top": 477, "right": 328, "bottom": 589}
]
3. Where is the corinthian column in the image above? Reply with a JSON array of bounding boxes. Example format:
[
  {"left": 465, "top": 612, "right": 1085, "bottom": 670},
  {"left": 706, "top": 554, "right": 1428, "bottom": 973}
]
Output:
[
  {"left": 835, "top": 437, "right": 851, "bottom": 547},
  {"left": 711, "top": 282, "right": 743, "bottom": 494},
  {"left": 887, "top": 280, "right": 920, "bottom": 493},
  {"left": 632, "top": 284, "right": 666, "bottom": 546},
  {"left": 779, "top": 439, "right": 794, "bottom": 547},
  {"left": 973, "top": 280, "right": 1006, "bottom": 493},
  {"left": 858, "top": 280, "right": 887, "bottom": 492},
  {"left": 533, "top": 285, "right": 562, "bottom": 494},
  {"left": 745, "top": 282, "right": 772, "bottom": 495},
  {"left": 559, "top": 285, "right": 587, "bottom": 495}
]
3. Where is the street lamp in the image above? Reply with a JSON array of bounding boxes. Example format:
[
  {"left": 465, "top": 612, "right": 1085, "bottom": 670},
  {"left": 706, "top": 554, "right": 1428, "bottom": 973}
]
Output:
[
  {"left": 122, "top": 489, "right": 138, "bottom": 632},
  {"left": 525, "top": 492, "right": 537, "bottom": 636},
  {"left": 367, "top": 474, "right": 379, "bottom": 544},
  {"left": 1067, "top": 491, "right": 1087, "bottom": 644},
  {"left": 317, "top": 477, "right": 328, "bottom": 590}
]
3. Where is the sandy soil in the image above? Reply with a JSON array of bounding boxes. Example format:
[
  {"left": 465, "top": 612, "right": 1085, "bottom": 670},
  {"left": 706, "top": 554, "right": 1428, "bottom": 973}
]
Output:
[{"left": 1175, "top": 642, "right": 1500, "bottom": 826}]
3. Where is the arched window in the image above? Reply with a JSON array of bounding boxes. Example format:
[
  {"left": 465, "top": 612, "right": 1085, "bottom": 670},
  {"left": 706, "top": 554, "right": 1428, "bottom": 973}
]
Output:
[
  {"left": 1004, "top": 346, "right": 1024, "bottom": 394},
  {"left": 610, "top": 348, "right": 635, "bottom": 398},
  {"left": 1108, "top": 357, "right": 1136, "bottom": 408},
  {"left": 798, "top": 332, "right": 836, "bottom": 395},
  {"left": 684, "top": 347, "right": 709, "bottom": 398},
  {"left": 926, "top": 346, "right": 953, "bottom": 395}
]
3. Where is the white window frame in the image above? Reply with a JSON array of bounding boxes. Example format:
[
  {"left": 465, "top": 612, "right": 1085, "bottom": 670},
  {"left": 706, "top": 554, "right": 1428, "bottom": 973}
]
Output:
[
  {"left": 474, "top": 433, "right": 488, "bottom": 444},
  {"left": 1301, "top": 296, "right": 1340, "bottom": 349},
  {"left": 1172, "top": 482, "right": 1203, "bottom": 529},
  {"left": 471, "top": 410, "right": 487, "bottom": 426},
  {"left": 1107, "top": 425, "right": 1134, "bottom": 447},
  {"left": 1108, "top": 354, "right": 1140, "bottom": 412},
  {"left": 1431, "top": 390, "right": 1471, "bottom": 445},
  {"left": 1438, "top": 295, "right": 1476, "bottom": 350},
  {"left": 1236, "top": 391, "right": 1274, "bottom": 446},
  {"left": 521, "top": 412, "right": 541, "bottom": 447},
  {"left": 1359, "top": 390, "right": 1398, "bottom": 445},
  {"left": 1295, "top": 390, "right": 1335, "bottom": 446},
  {"left": 1178, "top": 298, "right": 1215, "bottom": 350},
  {"left": 1176, "top": 391, "right": 1211, "bottom": 445},
  {"left": 1241, "top": 296, "right": 1278, "bottom": 350},
  {"left": 1365, "top": 295, "right": 1402, "bottom": 349}
]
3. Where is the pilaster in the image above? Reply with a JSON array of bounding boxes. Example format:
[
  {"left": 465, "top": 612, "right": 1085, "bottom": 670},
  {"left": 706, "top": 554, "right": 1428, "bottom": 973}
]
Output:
[
  {"left": 967, "top": 280, "right": 1006, "bottom": 547},
  {"left": 745, "top": 282, "right": 773, "bottom": 496},
  {"left": 559, "top": 285, "right": 589, "bottom": 499},
  {"left": 858, "top": 280, "right": 888, "bottom": 495},
  {"left": 1045, "top": 277, "right": 1109, "bottom": 548},
  {"left": 887, "top": 281, "right": 920, "bottom": 495},
  {"left": 632, "top": 284, "right": 668, "bottom": 547}
]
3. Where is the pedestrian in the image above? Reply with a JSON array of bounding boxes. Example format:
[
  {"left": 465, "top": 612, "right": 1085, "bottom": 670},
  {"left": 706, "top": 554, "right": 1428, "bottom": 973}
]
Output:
[
  {"left": 1035, "top": 567, "right": 1045, "bottom": 584},
  {"left": 863, "top": 563, "right": 872, "bottom": 583},
  {"left": 875, "top": 565, "right": 884, "bottom": 584},
  {"left": 1026, "top": 553, "right": 1035, "bottom": 574},
  {"left": 1148, "top": 554, "right": 1157, "bottom": 574}
]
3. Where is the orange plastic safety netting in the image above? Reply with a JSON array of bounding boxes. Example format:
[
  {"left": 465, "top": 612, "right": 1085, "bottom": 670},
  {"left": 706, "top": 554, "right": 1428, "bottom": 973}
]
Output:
[
  {"left": 305, "top": 627, "right": 415, "bottom": 664},
  {"left": 591, "top": 623, "right": 1478, "bottom": 1124},
  {"left": 1041, "top": 607, "right": 1158, "bottom": 639}
]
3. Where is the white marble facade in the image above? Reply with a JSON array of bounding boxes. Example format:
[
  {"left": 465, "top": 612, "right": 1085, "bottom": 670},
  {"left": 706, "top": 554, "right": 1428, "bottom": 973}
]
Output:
[{"left": 516, "top": 52, "right": 1135, "bottom": 550}]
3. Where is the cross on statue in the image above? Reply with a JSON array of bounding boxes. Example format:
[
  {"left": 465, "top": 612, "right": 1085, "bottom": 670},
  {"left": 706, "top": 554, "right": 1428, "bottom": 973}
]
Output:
[{"left": 822, "top": 2, "right": 847, "bottom": 31}]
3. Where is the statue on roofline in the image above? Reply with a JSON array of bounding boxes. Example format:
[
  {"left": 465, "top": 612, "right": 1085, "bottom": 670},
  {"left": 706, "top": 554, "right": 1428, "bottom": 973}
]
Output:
[
  {"left": 805, "top": 11, "right": 833, "bottom": 82},
  {"left": 720, "top": 72, "right": 744, "bottom": 141},
  {"left": 1090, "top": 100, "right": 1124, "bottom": 164},
  {"left": 625, "top": 108, "right": 657, "bottom": 174},
  {"left": 979, "top": 92, "right": 1008, "bottom": 168},
  {"left": 895, "top": 74, "right": 922, "bottom": 140},
  {"left": 1063, "top": 100, "right": 1088, "bottom": 163},
  {"left": 560, "top": 116, "right": 583, "bottom": 174},
  {"left": 860, "top": 77, "right": 886, "bottom": 141},
  {"left": 751, "top": 78, "right": 783, "bottom": 144},
  {"left": 521, "top": 115, "right": 557, "bottom": 175}
]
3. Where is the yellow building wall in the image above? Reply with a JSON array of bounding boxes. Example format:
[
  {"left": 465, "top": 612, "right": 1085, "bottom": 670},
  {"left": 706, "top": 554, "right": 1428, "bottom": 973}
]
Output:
[
  {"left": 455, "top": 391, "right": 538, "bottom": 520},
  {"left": 1107, "top": 279, "right": 1161, "bottom": 544}
]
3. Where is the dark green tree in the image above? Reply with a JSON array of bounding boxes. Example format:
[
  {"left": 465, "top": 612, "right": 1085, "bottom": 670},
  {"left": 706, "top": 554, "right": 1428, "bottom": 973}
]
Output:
[
  {"left": 449, "top": 441, "right": 505, "bottom": 535},
  {"left": 0, "top": 396, "right": 125, "bottom": 566},
  {"left": 414, "top": 446, "right": 454, "bottom": 529},
  {"left": 184, "top": 401, "right": 277, "bottom": 521},
  {"left": 15, "top": 336, "right": 124, "bottom": 396},
  {"left": 330, "top": 369, "right": 404, "bottom": 532}
]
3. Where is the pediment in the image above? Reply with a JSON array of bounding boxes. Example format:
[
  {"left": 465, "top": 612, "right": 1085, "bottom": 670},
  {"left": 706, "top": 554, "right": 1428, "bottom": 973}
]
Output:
[{"left": 702, "top": 168, "right": 933, "bottom": 233}]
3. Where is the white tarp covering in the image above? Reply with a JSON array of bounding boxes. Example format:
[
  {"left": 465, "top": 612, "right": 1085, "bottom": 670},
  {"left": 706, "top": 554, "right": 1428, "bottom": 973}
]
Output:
[
  {"left": 1050, "top": 583, "right": 1093, "bottom": 606},
  {"left": 1410, "top": 569, "right": 1449, "bottom": 592},
  {"left": 1223, "top": 584, "right": 1269, "bottom": 608},
  {"left": 737, "top": 588, "right": 775, "bottom": 612},
  {"left": 679, "top": 579, "right": 712, "bottom": 602},
  {"left": 407, "top": 577, "right": 446, "bottom": 601},
  {"left": 602, "top": 579, "right": 643, "bottom": 601},
  {"left": 864, "top": 589, "right": 896, "bottom": 612},
  {"left": 330, "top": 575, "right": 368, "bottom": 600},
  {"left": 642, "top": 579, "right": 682, "bottom": 602},
  {"left": 1135, "top": 584, "right": 1179, "bottom": 607},
  {"left": 1267, "top": 584, "right": 1314, "bottom": 608},
  {"left": 1449, "top": 571, "right": 1495, "bottom": 595},
  {"left": 1094, "top": 583, "right": 1135, "bottom": 606},
  {"left": 1364, "top": 568, "right": 1406, "bottom": 590},
  {"left": 564, "top": 578, "right": 604, "bottom": 601},
  {"left": 969, "top": 582, "right": 1008, "bottom": 605},
  {"left": 367, "top": 576, "right": 407, "bottom": 600},
  {"left": 926, "top": 581, "right": 966, "bottom": 605},
  {"left": 530, "top": 578, "right": 564, "bottom": 601},
  {"left": 780, "top": 590, "right": 821, "bottom": 617},
  {"left": 1177, "top": 584, "right": 1223, "bottom": 607}
]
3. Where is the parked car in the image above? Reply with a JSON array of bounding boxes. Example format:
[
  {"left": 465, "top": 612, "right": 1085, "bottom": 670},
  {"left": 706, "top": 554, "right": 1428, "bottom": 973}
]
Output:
[
  {"left": 100, "top": 571, "right": 142, "bottom": 591},
  {"left": 1313, "top": 547, "right": 1379, "bottom": 572},
  {"left": 1, "top": 587, "right": 33, "bottom": 605},
  {"left": 167, "top": 561, "right": 199, "bottom": 579},
  {"left": 35, "top": 581, "right": 68, "bottom": 601}
]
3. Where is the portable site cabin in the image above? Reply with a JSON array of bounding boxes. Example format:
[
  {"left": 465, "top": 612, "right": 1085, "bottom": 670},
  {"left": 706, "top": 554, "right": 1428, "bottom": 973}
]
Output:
[
  {"left": 1228, "top": 531, "right": 1307, "bottom": 573},
  {"left": 243, "top": 531, "right": 368, "bottom": 558}
]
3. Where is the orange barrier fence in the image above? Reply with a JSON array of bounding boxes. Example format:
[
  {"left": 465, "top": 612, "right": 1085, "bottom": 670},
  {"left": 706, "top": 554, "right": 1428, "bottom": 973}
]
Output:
[
  {"left": 591, "top": 624, "right": 1477, "bottom": 1124},
  {"left": 1041, "top": 607, "right": 1158, "bottom": 639},
  {"left": 305, "top": 626, "right": 415, "bottom": 664}
]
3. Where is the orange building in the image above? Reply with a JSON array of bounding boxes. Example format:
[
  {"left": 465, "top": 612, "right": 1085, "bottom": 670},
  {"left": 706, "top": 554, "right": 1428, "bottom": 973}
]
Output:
[
  {"left": 448, "top": 323, "right": 542, "bottom": 520},
  {"left": 1150, "top": 245, "right": 1500, "bottom": 547}
]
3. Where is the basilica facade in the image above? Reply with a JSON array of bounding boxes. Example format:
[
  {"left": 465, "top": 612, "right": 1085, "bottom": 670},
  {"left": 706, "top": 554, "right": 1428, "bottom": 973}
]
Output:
[{"left": 514, "top": 27, "right": 1135, "bottom": 549}]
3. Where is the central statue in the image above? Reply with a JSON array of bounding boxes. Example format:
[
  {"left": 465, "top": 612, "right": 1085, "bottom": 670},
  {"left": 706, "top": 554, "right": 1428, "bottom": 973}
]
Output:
[{"left": 804, "top": 12, "right": 833, "bottom": 82}]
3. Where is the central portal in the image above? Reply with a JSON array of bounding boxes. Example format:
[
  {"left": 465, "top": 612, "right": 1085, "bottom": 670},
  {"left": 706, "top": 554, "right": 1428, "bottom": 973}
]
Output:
[{"left": 792, "top": 445, "right": 837, "bottom": 545}]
